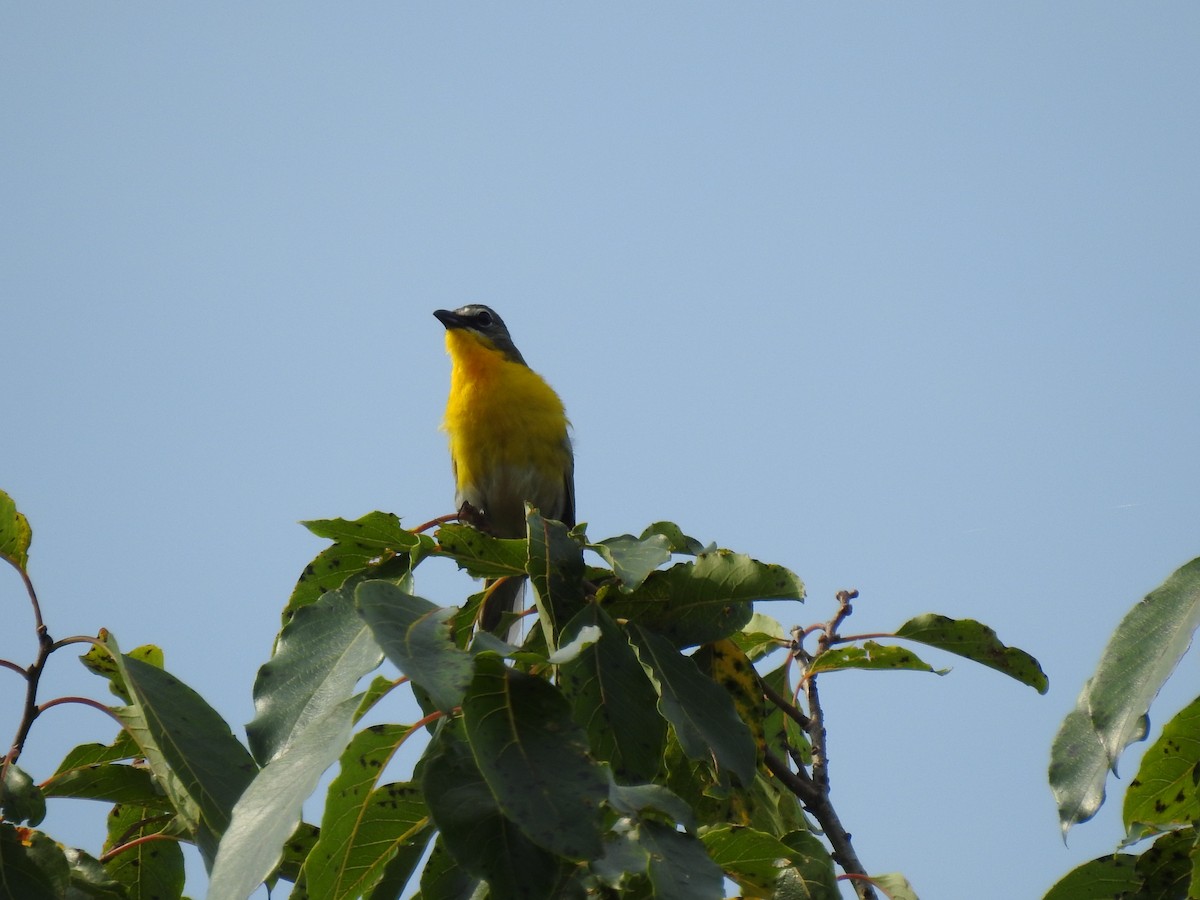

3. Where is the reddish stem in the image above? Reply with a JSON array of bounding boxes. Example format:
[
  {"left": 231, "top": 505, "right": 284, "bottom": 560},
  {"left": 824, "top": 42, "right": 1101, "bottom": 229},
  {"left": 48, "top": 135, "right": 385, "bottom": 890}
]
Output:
[
  {"left": 412, "top": 513, "right": 461, "bottom": 533},
  {"left": 100, "top": 828, "right": 182, "bottom": 863}
]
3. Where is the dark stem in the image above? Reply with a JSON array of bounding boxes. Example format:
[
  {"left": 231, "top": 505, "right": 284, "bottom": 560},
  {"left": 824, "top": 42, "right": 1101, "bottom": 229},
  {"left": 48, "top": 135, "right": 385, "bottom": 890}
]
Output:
[
  {"left": 763, "top": 751, "right": 877, "bottom": 899},
  {"left": 765, "top": 589, "right": 877, "bottom": 900},
  {"left": 20, "top": 567, "right": 46, "bottom": 634},
  {"left": 1, "top": 622, "right": 52, "bottom": 785},
  {"left": 804, "top": 592, "right": 855, "bottom": 792},
  {"left": 762, "top": 678, "right": 811, "bottom": 730},
  {"left": 804, "top": 659, "right": 832, "bottom": 793}
]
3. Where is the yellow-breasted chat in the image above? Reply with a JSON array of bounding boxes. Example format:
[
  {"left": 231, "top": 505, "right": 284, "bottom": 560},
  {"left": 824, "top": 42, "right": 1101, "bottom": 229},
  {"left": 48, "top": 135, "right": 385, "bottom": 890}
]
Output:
[{"left": 434, "top": 304, "right": 575, "bottom": 631}]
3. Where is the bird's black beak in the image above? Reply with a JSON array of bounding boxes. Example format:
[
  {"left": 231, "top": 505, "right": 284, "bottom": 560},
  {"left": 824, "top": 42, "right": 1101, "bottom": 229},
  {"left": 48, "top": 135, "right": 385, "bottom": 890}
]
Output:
[{"left": 434, "top": 309, "right": 464, "bottom": 330}]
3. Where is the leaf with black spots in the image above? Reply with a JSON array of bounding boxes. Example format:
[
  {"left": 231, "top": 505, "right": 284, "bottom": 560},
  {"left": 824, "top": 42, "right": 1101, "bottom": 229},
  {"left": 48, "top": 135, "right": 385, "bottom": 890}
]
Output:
[
  {"left": 807, "top": 641, "right": 946, "bottom": 677},
  {"left": 306, "top": 723, "right": 432, "bottom": 899}
]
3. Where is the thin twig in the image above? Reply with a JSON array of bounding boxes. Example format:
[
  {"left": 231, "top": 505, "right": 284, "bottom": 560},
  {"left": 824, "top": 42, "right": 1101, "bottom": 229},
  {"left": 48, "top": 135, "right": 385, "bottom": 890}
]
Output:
[
  {"left": 37, "top": 695, "right": 125, "bottom": 721},
  {"left": 19, "top": 567, "right": 45, "bottom": 635},
  {"left": 763, "top": 749, "right": 820, "bottom": 804},
  {"left": 768, "top": 590, "right": 877, "bottom": 900},
  {"left": 412, "top": 512, "right": 461, "bottom": 533},
  {"left": 820, "top": 590, "right": 858, "bottom": 653},
  {"left": 1, "top": 569, "right": 55, "bottom": 787},
  {"left": 51, "top": 634, "right": 103, "bottom": 652},
  {"left": 0, "top": 659, "right": 26, "bottom": 677},
  {"left": 762, "top": 678, "right": 811, "bottom": 730},
  {"left": 101, "top": 827, "right": 182, "bottom": 863}
]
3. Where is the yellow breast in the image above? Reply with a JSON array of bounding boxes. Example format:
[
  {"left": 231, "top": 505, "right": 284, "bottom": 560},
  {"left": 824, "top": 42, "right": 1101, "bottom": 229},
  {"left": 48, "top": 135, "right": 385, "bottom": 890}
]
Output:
[{"left": 442, "top": 329, "right": 571, "bottom": 534}]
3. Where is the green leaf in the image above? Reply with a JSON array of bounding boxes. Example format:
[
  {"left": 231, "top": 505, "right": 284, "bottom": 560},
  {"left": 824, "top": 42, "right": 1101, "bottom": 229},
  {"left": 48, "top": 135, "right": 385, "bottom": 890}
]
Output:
[
  {"left": 1051, "top": 558, "right": 1200, "bottom": 833},
  {"left": 247, "top": 585, "right": 384, "bottom": 766},
  {"left": 778, "top": 829, "right": 840, "bottom": 899},
  {"left": 355, "top": 580, "right": 473, "bottom": 713},
  {"left": 700, "top": 824, "right": 838, "bottom": 899},
  {"left": 730, "top": 611, "right": 791, "bottom": 662},
  {"left": 467, "top": 630, "right": 524, "bottom": 658},
  {"left": 866, "top": 872, "right": 919, "bottom": 900},
  {"left": 0, "top": 824, "right": 70, "bottom": 900},
  {"left": 590, "top": 533, "right": 673, "bottom": 592},
  {"left": 462, "top": 655, "right": 608, "bottom": 860},
  {"left": 53, "top": 731, "right": 140, "bottom": 771},
  {"left": 743, "top": 769, "right": 809, "bottom": 840},
  {"left": 80, "top": 640, "right": 165, "bottom": 704},
  {"left": 895, "top": 613, "right": 1047, "bottom": 692},
  {"left": 354, "top": 675, "right": 400, "bottom": 724},
  {"left": 700, "top": 824, "right": 794, "bottom": 894},
  {"left": 639, "top": 521, "right": 708, "bottom": 556},
  {"left": 1135, "top": 829, "right": 1192, "bottom": 897},
  {"left": 527, "top": 509, "right": 587, "bottom": 643},
  {"left": 415, "top": 834, "right": 481, "bottom": 900},
  {"left": 1048, "top": 707, "right": 1112, "bottom": 836},
  {"left": 302, "top": 513, "right": 418, "bottom": 544},
  {"left": 127, "top": 644, "right": 164, "bottom": 669},
  {"left": 91, "top": 633, "right": 258, "bottom": 863},
  {"left": 640, "top": 820, "right": 724, "bottom": 900},
  {"left": 64, "top": 846, "right": 127, "bottom": 899},
  {"left": 763, "top": 662, "right": 811, "bottom": 768},
  {"left": 1042, "top": 853, "right": 1141, "bottom": 900},
  {"left": 762, "top": 664, "right": 811, "bottom": 767},
  {"left": 288, "top": 512, "right": 432, "bottom": 619},
  {"left": 692, "top": 640, "right": 767, "bottom": 763},
  {"left": 363, "top": 822, "right": 437, "bottom": 900},
  {"left": 606, "top": 550, "right": 804, "bottom": 647},
  {"left": 807, "top": 640, "right": 946, "bottom": 676},
  {"left": 0, "top": 490, "right": 31, "bottom": 572},
  {"left": 1124, "top": 694, "right": 1200, "bottom": 831},
  {"left": 42, "top": 760, "right": 166, "bottom": 810},
  {"left": 559, "top": 606, "right": 666, "bottom": 783},
  {"left": 209, "top": 695, "right": 360, "bottom": 899},
  {"left": 0, "top": 763, "right": 45, "bottom": 826},
  {"left": 629, "top": 625, "right": 756, "bottom": 786},
  {"left": 657, "top": 733, "right": 743, "bottom": 830},
  {"left": 306, "top": 724, "right": 431, "bottom": 900},
  {"left": 422, "top": 732, "right": 572, "bottom": 897},
  {"left": 274, "top": 821, "right": 319, "bottom": 886},
  {"left": 434, "top": 523, "right": 526, "bottom": 579},
  {"left": 45, "top": 731, "right": 172, "bottom": 814},
  {"left": 103, "top": 803, "right": 186, "bottom": 900},
  {"left": 546, "top": 623, "right": 602, "bottom": 664},
  {"left": 591, "top": 825, "right": 650, "bottom": 890},
  {"left": 607, "top": 778, "right": 696, "bottom": 832}
]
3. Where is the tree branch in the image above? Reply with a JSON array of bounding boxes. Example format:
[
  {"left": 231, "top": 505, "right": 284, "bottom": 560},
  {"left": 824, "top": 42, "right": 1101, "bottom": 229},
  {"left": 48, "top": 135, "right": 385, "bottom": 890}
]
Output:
[
  {"left": 765, "top": 589, "right": 877, "bottom": 900},
  {"left": 761, "top": 678, "right": 811, "bottom": 730},
  {"left": 763, "top": 750, "right": 876, "bottom": 899},
  {"left": 0, "top": 568, "right": 55, "bottom": 788}
]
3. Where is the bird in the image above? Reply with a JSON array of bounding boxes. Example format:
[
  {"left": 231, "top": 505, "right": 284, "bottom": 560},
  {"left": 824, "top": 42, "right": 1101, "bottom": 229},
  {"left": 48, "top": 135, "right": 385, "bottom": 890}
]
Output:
[{"left": 434, "top": 304, "right": 575, "bottom": 632}]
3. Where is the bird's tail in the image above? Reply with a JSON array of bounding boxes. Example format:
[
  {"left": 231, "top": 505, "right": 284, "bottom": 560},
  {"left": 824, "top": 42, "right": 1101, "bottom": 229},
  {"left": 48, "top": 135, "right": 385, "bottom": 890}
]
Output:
[{"left": 481, "top": 575, "right": 526, "bottom": 638}]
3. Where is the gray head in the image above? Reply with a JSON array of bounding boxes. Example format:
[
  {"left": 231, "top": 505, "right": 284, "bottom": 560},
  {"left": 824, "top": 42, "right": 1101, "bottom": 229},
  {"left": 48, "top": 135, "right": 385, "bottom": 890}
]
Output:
[{"left": 433, "top": 304, "right": 527, "bottom": 365}]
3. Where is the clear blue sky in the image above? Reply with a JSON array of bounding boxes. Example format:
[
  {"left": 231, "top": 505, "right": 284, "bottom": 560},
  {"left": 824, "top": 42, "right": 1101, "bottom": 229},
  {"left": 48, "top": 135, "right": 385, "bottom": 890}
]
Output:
[{"left": 4, "top": 5, "right": 1199, "bottom": 898}]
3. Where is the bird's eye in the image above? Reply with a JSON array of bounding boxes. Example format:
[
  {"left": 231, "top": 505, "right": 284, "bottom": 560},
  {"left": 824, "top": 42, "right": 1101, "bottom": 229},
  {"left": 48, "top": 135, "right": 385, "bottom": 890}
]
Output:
[{"left": 475, "top": 311, "right": 493, "bottom": 327}]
